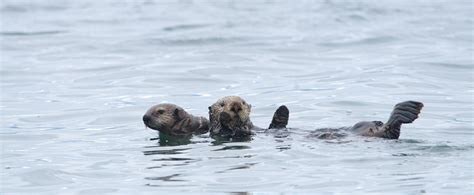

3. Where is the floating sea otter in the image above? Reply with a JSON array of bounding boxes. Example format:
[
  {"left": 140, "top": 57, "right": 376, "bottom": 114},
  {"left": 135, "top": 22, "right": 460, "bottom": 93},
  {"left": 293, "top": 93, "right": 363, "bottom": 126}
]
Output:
[
  {"left": 207, "top": 96, "right": 423, "bottom": 139},
  {"left": 142, "top": 103, "right": 209, "bottom": 137},
  {"left": 307, "top": 101, "right": 424, "bottom": 139},
  {"left": 207, "top": 96, "right": 289, "bottom": 139},
  {"left": 143, "top": 97, "right": 423, "bottom": 141},
  {"left": 142, "top": 99, "right": 288, "bottom": 140}
]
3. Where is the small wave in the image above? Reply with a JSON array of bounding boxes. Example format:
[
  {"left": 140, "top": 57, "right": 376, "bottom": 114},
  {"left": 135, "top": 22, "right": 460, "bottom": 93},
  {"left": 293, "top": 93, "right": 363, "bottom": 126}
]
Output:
[
  {"left": 162, "top": 24, "right": 211, "bottom": 32},
  {"left": 149, "top": 36, "right": 245, "bottom": 46},
  {"left": 142, "top": 148, "right": 190, "bottom": 156},
  {"left": 424, "top": 62, "right": 473, "bottom": 70},
  {"left": 319, "top": 36, "right": 397, "bottom": 47},
  {"left": 397, "top": 139, "right": 425, "bottom": 144},
  {"left": 1, "top": 4, "right": 68, "bottom": 12},
  {"left": 213, "top": 145, "right": 251, "bottom": 151},
  {"left": 19, "top": 169, "right": 74, "bottom": 186},
  {"left": 208, "top": 155, "right": 253, "bottom": 160},
  {"left": 152, "top": 157, "right": 194, "bottom": 161},
  {"left": 145, "top": 174, "right": 184, "bottom": 182},
  {"left": 414, "top": 144, "right": 474, "bottom": 152},
  {"left": 215, "top": 162, "right": 258, "bottom": 173},
  {"left": 329, "top": 101, "right": 371, "bottom": 107},
  {"left": 392, "top": 153, "right": 420, "bottom": 157},
  {"left": 146, "top": 162, "right": 194, "bottom": 169},
  {"left": 0, "top": 30, "right": 66, "bottom": 36}
]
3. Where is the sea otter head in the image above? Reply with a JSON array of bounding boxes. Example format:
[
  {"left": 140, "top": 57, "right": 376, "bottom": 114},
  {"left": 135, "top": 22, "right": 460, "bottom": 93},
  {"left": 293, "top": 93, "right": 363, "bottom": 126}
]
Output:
[
  {"left": 208, "top": 96, "right": 252, "bottom": 137},
  {"left": 350, "top": 120, "right": 385, "bottom": 136},
  {"left": 142, "top": 103, "right": 188, "bottom": 136}
]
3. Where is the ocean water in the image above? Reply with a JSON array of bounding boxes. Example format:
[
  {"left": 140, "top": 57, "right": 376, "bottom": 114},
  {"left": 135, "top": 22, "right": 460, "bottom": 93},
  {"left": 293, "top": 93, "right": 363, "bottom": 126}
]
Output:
[{"left": 1, "top": 0, "right": 473, "bottom": 194}]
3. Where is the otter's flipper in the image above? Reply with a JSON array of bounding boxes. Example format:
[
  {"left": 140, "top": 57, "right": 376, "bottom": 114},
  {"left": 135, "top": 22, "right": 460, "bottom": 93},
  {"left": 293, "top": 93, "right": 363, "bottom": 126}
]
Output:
[
  {"left": 379, "top": 101, "right": 424, "bottom": 139},
  {"left": 268, "top": 105, "right": 289, "bottom": 129}
]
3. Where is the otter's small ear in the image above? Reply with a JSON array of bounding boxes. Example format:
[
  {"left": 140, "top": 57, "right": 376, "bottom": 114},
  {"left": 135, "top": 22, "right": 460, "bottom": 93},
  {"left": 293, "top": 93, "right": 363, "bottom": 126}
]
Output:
[
  {"left": 173, "top": 108, "right": 186, "bottom": 120},
  {"left": 208, "top": 106, "right": 212, "bottom": 111}
]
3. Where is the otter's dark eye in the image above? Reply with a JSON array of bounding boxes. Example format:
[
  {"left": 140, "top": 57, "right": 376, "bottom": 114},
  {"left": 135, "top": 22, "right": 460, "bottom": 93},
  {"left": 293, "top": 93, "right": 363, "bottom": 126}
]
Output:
[
  {"left": 220, "top": 103, "right": 225, "bottom": 107},
  {"left": 373, "top": 121, "right": 383, "bottom": 126},
  {"left": 242, "top": 101, "right": 246, "bottom": 105},
  {"left": 157, "top": 110, "right": 165, "bottom": 114}
]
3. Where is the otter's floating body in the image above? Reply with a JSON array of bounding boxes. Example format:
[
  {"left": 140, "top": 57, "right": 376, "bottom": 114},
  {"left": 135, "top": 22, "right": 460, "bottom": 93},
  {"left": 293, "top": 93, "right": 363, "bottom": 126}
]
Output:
[
  {"left": 306, "top": 100, "right": 424, "bottom": 139},
  {"left": 143, "top": 103, "right": 209, "bottom": 137}
]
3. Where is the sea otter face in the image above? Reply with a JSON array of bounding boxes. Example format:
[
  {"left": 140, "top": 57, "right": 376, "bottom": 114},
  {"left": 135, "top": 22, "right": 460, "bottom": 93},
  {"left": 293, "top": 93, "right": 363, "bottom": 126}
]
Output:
[
  {"left": 350, "top": 120, "right": 384, "bottom": 136},
  {"left": 142, "top": 103, "right": 186, "bottom": 134},
  {"left": 209, "top": 96, "right": 252, "bottom": 136}
]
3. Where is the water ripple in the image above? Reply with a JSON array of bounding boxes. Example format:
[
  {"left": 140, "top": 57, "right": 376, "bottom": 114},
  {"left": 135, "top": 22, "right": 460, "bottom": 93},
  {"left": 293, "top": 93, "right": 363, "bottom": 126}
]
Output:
[
  {"left": 1, "top": 0, "right": 472, "bottom": 193},
  {"left": 0, "top": 30, "right": 66, "bottom": 36}
]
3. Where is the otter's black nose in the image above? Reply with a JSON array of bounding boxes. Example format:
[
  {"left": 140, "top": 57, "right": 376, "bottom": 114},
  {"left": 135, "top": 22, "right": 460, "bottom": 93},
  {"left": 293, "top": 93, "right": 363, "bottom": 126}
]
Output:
[
  {"left": 231, "top": 103, "right": 242, "bottom": 113},
  {"left": 143, "top": 115, "right": 151, "bottom": 124}
]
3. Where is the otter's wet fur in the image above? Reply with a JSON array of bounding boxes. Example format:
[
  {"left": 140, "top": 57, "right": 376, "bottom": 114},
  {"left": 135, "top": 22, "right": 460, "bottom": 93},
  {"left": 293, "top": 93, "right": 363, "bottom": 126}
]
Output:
[
  {"left": 208, "top": 96, "right": 289, "bottom": 139},
  {"left": 306, "top": 101, "right": 424, "bottom": 139},
  {"left": 143, "top": 103, "right": 209, "bottom": 137}
]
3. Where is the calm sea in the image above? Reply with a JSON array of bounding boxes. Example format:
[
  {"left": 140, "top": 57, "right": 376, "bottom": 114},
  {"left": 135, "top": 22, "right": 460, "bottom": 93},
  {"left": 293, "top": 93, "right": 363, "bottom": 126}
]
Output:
[{"left": 1, "top": 0, "right": 473, "bottom": 194}]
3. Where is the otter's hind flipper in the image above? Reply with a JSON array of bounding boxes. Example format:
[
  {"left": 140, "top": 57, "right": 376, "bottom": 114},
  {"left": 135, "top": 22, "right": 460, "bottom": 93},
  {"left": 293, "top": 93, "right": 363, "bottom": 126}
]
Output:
[
  {"left": 268, "top": 105, "right": 289, "bottom": 129},
  {"left": 381, "top": 101, "right": 424, "bottom": 139}
]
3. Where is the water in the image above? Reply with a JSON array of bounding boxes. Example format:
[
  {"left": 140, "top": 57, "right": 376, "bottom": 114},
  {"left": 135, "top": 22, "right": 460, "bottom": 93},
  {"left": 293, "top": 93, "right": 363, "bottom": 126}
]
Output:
[{"left": 1, "top": 0, "right": 473, "bottom": 194}]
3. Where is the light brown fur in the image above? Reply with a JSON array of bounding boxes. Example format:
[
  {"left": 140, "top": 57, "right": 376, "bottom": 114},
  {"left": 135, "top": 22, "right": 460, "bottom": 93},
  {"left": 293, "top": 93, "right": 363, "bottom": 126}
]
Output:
[
  {"left": 143, "top": 103, "right": 209, "bottom": 137},
  {"left": 208, "top": 96, "right": 254, "bottom": 137}
]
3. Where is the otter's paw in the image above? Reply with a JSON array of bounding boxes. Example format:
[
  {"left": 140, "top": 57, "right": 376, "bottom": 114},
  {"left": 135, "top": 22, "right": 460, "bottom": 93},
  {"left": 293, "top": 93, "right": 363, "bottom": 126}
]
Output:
[
  {"left": 269, "top": 105, "right": 289, "bottom": 129},
  {"left": 389, "top": 101, "right": 424, "bottom": 124},
  {"left": 220, "top": 112, "right": 232, "bottom": 124}
]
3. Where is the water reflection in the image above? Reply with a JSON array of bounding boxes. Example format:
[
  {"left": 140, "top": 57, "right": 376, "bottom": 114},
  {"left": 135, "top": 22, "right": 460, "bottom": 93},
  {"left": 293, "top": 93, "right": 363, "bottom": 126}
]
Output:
[
  {"left": 208, "top": 155, "right": 253, "bottom": 160},
  {"left": 211, "top": 135, "right": 253, "bottom": 145},
  {"left": 264, "top": 128, "right": 291, "bottom": 138},
  {"left": 147, "top": 157, "right": 200, "bottom": 169},
  {"left": 275, "top": 145, "right": 291, "bottom": 151},
  {"left": 152, "top": 157, "right": 194, "bottom": 161},
  {"left": 142, "top": 148, "right": 190, "bottom": 156},
  {"left": 149, "top": 132, "right": 192, "bottom": 146}
]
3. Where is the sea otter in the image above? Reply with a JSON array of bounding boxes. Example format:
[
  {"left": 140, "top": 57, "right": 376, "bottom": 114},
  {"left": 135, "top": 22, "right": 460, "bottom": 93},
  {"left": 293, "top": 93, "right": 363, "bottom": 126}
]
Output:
[
  {"left": 304, "top": 100, "right": 424, "bottom": 139},
  {"left": 142, "top": 103, "right": 209, "bottom": 137},
  {"left": 144, "top": 97, "right": 422, "bottom": 141},
  {"left": 208, "top": 96, "right": 423, "bottom": 140},
  {"left": 208, "top": 96, "right": 289, "bottom": 139}
]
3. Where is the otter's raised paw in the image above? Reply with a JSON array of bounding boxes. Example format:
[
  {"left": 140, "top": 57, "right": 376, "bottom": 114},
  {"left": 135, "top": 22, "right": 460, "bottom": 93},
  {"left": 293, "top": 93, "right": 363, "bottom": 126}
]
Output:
[
  {"left": 269, "top": 105, "right": 289, "bottom": 129},
  {"left": 378, "top": 101, "right": 424, "bottom": 139},
  {"left": 219, "top": 112, "right": 232, "bottom": 127},
  {"left": 389, "top": 101, "right": 424, "bottom": 124}
]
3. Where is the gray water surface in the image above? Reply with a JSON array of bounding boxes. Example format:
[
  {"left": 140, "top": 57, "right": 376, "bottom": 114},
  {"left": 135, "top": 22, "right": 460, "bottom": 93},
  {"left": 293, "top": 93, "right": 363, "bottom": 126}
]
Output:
[{"left": 1, "top": 0, "right": 473, "bottom": 194}]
